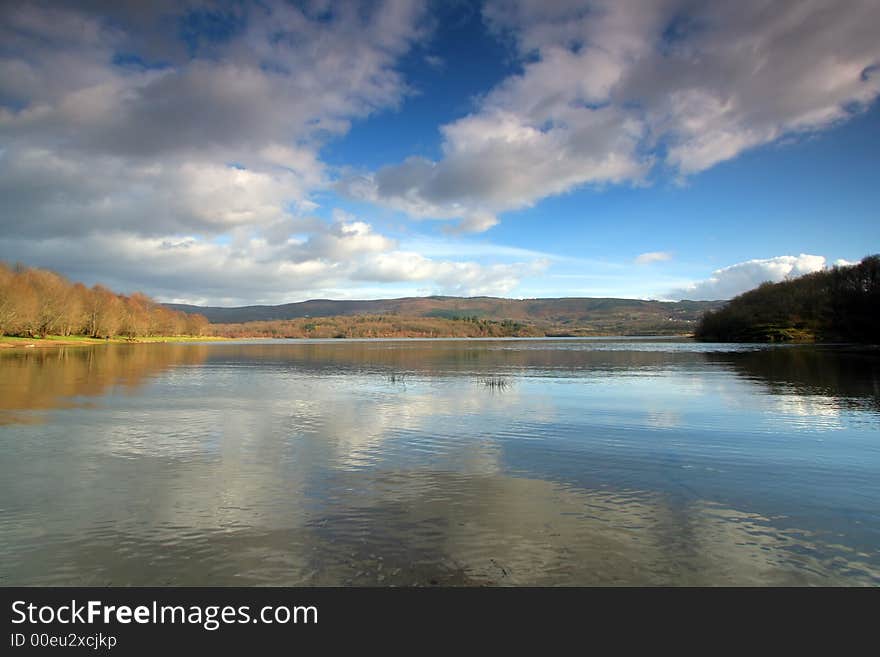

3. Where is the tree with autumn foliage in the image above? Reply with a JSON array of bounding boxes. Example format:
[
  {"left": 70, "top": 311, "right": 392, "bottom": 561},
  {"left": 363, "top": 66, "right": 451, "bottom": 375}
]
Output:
[{"left": 0, "top": 262, "right": 209, "bottom": 339}]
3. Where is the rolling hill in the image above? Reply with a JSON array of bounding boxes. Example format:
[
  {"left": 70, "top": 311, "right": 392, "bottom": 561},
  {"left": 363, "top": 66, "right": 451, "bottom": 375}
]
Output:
[{"left": 166, "top": 296, "right": 724, "bottom": 336}]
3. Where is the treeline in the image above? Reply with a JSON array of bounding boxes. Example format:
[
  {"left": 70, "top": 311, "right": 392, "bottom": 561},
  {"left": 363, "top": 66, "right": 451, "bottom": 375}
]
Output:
[
  {"left": 695, "top": 255, "right": 880, "bottom": 343},
  {"left": 0, "top": 262, "right": 209, "bottom": 338},
  {"left": 209, "top": 315, "right": 543, "bottom": 339}
]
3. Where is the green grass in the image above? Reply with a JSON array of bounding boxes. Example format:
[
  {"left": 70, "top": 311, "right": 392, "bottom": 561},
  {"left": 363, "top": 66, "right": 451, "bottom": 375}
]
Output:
[
  {"left": 0, "top": 335, "right": 105, "bottom": 344},
  {"left": 1, "top": 334, "right": 227, "bottom": 347}
]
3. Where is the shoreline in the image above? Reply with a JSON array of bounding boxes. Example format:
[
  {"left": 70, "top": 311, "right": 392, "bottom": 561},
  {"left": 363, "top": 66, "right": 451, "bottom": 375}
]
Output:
[
  {"left": 0, "top": 335, "right": 229, "bottom": 349},
  {"left": 1, "top": 334, "right": 697, "bottom": 349},
  {"left": 5, "top": 334, "right": 876, "bottom": 350}
]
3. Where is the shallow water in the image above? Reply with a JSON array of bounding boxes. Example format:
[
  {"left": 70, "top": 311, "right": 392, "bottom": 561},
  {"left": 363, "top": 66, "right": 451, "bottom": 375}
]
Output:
[{"left": 1, "top": 338, "right": 878, "bottom": 586}]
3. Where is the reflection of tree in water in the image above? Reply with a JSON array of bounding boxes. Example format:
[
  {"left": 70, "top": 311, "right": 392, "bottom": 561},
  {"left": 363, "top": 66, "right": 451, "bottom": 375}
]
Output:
[
  {"left": 706, "top": 346, "right": 880, "bottom": 411},
  {"left": 0, "top": 344, "right": 208, "bottom": 423}
]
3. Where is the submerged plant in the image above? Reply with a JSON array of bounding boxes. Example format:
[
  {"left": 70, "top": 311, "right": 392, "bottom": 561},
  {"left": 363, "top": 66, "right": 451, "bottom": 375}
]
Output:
[{"left": 480, "top": 376, "right": 511, "bottom": 391}]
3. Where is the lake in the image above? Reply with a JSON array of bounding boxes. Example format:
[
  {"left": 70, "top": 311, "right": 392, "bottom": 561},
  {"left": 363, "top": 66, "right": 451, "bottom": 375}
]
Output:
[{"left": 1, "top": 338, "right": 878, "bottom": 586}]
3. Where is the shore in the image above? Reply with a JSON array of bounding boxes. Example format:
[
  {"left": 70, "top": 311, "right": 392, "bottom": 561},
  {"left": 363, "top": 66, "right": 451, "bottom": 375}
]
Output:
[
  {"left": 0, "top": 333, "right": 702, "bottom": 349},
  {"left": 0, "top": 335, "right": 229, "bottom": 349}
]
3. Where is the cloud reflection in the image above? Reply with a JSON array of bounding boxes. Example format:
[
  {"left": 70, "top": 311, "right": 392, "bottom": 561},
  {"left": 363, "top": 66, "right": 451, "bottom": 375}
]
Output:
[{"left": 1, "top": 340, "right": 878, "bottom": 585}]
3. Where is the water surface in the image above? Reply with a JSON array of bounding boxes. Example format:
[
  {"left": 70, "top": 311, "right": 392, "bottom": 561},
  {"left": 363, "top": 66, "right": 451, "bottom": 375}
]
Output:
[{"left": 1, "top": 338, "right": 878, "bottom": 586}]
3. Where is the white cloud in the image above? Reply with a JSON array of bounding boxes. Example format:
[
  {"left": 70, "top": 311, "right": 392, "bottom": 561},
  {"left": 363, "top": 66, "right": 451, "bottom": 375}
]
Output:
[
  {"left": 342, "top": 105, "right": 649, "bottom": 232},
  {"left": 0, "top": 1, "right": 551, "bottom": 303},
  {"left": 0, "top": 0, "right": 426, "bottom": 241},
  {"left": 0, "top": 147, "right": 315, "bottom": 238},
  {"left": 289, "top": 217, "right": 397, "bottom": 262},
  {"left": 353, "top": 252, "right": 549, "bottom": 296},
  {"left": 635, "top": 251, "right": 672, "bottom": 265},
  {"left": 2, "top": 1, "right": 875, "bottom": 303},
  {"left": 673, "top": 254, "right": 828, "bottom": 300},
  {"left": 344, "top": 0, "right": 880, "bottom": 229},
  {"left": 0, "top": 215, "right": 543, "bottom": 305}
]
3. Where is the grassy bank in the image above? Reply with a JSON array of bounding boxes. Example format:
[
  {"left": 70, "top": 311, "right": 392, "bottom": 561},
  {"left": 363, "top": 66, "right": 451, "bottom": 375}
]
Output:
[{"left": 0, "top": 335, "right": 227, "bottom": 349}]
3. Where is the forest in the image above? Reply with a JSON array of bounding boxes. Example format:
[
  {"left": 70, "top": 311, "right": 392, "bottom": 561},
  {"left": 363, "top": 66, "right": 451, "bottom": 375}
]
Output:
[
  {"left": 0, "top": 262, "right": 209, "bottom": 338},
  {"left": 695, "top": 255, "right": 879, "bottom": 343},
  {"left": 210, "top": 315, "right": 541, "bottom": 339}
]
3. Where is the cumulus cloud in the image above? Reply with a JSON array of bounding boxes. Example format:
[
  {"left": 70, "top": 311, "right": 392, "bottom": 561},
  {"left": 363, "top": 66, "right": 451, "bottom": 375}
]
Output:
[
  {"left": 2, "top": 1, "right": 875, "bottom": 302},
  {"left": 673, "top": 254, "right": 828, "bottom": 300},
  {"left": 0, "top": 223, "right": 542, "bottom": 305},
  {"left": 341, "top": 105, "right": 649, "bottom": 232},
  {"left": 0, "top": 0, "right": 424, "bottom": 236},
  {"left": 0, "top": 1, "right": 554, "bottom": 303},
  {"left": 0, "top": 0, "right": 422, "bottom": 231},
  {"left": 0, "top": 146, "right": 321, "bottom": 239},
  {"left": 343, "top": 0, "right": 880, "bottom": 230},
  {"left": 0, "top": 1, "right": 424, "bottom": 157},
  {"left": 635, "top": 252, "right": 672, "bottom": 265},
  {"left": 353, "top": 252, "right": 548, "bottom": 296}
]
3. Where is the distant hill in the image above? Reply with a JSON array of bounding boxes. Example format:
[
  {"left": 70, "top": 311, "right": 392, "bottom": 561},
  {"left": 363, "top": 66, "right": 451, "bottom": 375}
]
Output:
[
  {"left": 166, "top": 296, "right": 724, "bottom": 336},
  {"left": 695, "top": 255, "right": 879, "bottom": 343}
]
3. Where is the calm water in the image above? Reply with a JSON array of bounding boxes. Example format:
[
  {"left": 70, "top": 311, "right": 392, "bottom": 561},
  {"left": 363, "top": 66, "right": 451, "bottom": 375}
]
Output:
[{"left": 1, "top": 338, "right": 878, "bottom": 586}]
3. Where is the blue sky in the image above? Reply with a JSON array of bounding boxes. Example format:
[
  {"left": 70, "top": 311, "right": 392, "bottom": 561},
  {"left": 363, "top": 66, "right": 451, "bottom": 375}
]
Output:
[{"left": 1, "top": 1, "right": 878, "bottom": 305}]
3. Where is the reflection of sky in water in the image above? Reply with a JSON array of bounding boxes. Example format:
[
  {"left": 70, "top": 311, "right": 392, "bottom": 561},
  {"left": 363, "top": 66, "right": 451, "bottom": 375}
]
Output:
[{"left": 0, "top": 339, "right": 878, "bottom": 585}]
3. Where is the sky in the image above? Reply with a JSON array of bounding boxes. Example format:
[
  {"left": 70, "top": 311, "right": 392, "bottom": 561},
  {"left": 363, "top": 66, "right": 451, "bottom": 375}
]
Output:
[{"left": 0, "top": 0, "right": 878, "bottom": 305}]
